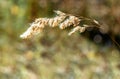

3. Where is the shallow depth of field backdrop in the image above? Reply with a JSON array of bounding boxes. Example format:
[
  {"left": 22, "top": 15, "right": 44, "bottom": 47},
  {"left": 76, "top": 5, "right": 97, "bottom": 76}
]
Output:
[{"left": 0, "top": 0, "right": 120, "bottom": 79}]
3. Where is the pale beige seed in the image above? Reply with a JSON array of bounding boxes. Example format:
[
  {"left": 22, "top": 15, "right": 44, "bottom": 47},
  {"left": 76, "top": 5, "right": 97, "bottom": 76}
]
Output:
[
  {"left": 54, "top": 10, "right": 66, "bottom": 16},
  {"left": 79, "top": 27, "right": 86, "bottom": 33},
  {"left": 52, "top": 18, "right": 59, "bottom": 27},
  {"left": 68, "top": 26, "right": 81, "bottom": 35},
  {"left": 41, "top": 18, "right": 47, "bottom": 26},
  {"left": 48, "top": 19, "right": 54, "bottom": 27},
  {"left": 93, "top": 19, "right": 99, "bottom": 25}
]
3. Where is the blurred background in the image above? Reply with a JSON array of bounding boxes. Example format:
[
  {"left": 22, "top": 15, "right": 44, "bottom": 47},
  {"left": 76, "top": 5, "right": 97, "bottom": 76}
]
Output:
[{"left": 0, "top": 0, "right": 120, "bottom": 79}]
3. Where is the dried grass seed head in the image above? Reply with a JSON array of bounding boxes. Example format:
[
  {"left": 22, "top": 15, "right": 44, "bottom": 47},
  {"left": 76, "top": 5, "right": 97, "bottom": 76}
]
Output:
[{"left": 20, "top": 10, "right": 101, "bottom": 39}]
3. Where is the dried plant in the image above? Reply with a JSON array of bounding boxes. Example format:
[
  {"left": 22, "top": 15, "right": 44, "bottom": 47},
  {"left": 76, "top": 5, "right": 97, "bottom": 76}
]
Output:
[{"left": 20, "top": 10, "right": 101, "bottom": 39}]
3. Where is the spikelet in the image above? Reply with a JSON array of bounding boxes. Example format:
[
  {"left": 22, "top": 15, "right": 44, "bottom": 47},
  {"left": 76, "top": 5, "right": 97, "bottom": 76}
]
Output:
[
  {"left": 54, "top": 10, "right": 66, "bottom": 16},
  {"left": 20, "top": 10, "right": 101, "bottom": 39},
  {"left": 59, "top": 16, "right": 80, "bottom": 29},
  {"left": 68, "top": 26, "right": 86, "bottom": 36},
  {"left": 68, "top": 26, "right": 81, "bottom": 35}
]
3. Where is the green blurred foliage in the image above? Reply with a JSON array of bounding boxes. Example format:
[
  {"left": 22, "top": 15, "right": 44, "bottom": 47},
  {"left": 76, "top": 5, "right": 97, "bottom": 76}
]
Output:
[{"left": 0, "top": 0, "right": 120, "bottom": 79}]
